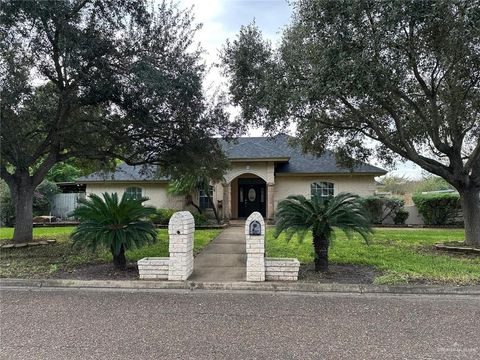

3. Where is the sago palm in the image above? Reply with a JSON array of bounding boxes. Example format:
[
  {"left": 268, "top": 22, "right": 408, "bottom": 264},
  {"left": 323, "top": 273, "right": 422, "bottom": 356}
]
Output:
[
  {"left": 71, "top": 192, "right": 157, "bottom": 270},
  {"left": 275, "top": 192, "right": 372, "bottom": 272}
]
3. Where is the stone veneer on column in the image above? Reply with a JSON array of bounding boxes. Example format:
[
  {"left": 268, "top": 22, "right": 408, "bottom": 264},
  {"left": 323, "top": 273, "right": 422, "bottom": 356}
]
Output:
[
  {"left": 245, "top": 212, "right": 265, "bottom": 282},
  {"left": 168, "top": 211, "right": 194, "bottom": 281}
]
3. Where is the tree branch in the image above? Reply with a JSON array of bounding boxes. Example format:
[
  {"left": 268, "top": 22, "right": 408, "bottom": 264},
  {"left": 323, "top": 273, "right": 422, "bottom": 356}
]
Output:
[
  {"left": 337, "top": 95, "right": 455, "bottom": 182},
  {"left": 0, "top": 165, "right": 15, "bottom": 187},
  {"left": 465, "top": 140, "right": 480, "bottom": 174}
]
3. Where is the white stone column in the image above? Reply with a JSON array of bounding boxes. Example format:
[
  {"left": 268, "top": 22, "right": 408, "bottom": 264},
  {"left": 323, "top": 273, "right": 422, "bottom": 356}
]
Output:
[
  {"left": 168, "top": 211, "right": 194, "bottom": 281},
  {"left": 267, "top": 183, "right": 275, "bottom": 220},
  {"left": 245, "top": 211, "right": 265, "bottom": 281}
]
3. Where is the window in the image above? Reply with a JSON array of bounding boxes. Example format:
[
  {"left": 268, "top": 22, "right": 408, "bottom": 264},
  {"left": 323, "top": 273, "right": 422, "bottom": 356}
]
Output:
[
  {"left": 125, "top": 186, "right": 142, "bottom": 200},
  {"left": 199, "top": 186, "right": 214, "bottom": 209},
  {"left": 311, "top": 182, "right": 334, "bottom": 197}
]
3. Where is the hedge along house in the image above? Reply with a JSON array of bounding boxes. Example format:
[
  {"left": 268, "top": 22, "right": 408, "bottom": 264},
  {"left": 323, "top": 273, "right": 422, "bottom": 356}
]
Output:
[{"left": 77, "top": 135, "right": 386, "bottom": 220}]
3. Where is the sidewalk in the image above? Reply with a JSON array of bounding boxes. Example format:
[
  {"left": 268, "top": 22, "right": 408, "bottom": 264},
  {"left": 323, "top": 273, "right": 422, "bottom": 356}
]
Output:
[{"left": 189, "top": 226, "right": 246, "bottom": 282}]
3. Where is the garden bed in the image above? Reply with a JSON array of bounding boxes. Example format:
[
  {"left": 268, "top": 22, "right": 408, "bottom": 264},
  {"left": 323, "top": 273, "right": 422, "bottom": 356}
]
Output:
[
  {"left": 298, "top": 264, "right": 380, "bottom": 284},
  {"left": 51, "top": 263, "right": 139, "bottom": 280}
]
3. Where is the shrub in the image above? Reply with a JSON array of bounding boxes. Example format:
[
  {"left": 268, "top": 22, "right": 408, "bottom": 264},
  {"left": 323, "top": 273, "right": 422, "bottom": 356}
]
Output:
[
  {"left": 360, "top": 196, "right": 405, "bottom": 224},
  {"left": 193, "top": 212, "right": 208, "bottom": 225},
  {"left": 412, "top": 193, "right": 461, "bottom": 225},
  {"left": 33, "top": 181, "right": 60, "bottom": 216},
  {"left": 393, "top": 209, "right": 409, "bottom": 225},
  {"left": 71, "top": 192, "right": 157, "bottom": 269},
  {"left": 0, "top": 180, "right": 15, "bottom": 226},
  {"left": 150, "top": 208, "right": 177, "bottom": 225}
]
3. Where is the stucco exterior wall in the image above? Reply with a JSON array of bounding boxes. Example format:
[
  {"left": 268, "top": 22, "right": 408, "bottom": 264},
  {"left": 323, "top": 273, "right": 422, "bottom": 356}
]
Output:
[
  {"left": 273, "top": 174, "right": 376, "bottom": 210},
  {"left": 84, "top": 172, "right": 377, "bottom": 218},
  {"left": 85, "top": 182, "right": 184, "bottom": 209}
]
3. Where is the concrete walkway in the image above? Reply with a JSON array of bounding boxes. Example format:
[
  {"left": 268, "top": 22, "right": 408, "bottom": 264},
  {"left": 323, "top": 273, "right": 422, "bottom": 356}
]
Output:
[{"left": 189, "top": 227, "right": 246, "bottom": 282}]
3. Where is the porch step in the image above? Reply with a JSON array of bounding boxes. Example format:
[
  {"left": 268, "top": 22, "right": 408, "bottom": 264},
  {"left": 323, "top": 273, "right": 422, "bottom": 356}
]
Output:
[{"left": 228, "top": 220, "right": 245, "bottom": 227}]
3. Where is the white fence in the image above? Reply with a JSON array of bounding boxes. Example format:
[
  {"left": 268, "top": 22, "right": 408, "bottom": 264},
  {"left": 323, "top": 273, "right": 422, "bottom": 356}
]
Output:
[{"left": 50, "top": 193, "right": 85, "bottom": 220}]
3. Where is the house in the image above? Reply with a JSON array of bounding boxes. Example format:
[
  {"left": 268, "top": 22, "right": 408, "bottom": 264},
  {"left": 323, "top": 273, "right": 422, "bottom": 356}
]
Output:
[{"left": 77, "top": 135, "right": 386, "bottom": 220}]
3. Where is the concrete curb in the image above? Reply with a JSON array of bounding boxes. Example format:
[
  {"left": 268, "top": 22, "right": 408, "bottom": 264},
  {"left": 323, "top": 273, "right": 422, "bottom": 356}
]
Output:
[{"left": 1, "top": 278, "right": 480, "bottom": 295}]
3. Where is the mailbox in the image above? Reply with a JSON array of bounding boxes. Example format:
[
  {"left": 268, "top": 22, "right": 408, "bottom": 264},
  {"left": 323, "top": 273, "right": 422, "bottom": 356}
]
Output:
[{"left": 249, "top": 220, "right": 262, "bottom": 236}]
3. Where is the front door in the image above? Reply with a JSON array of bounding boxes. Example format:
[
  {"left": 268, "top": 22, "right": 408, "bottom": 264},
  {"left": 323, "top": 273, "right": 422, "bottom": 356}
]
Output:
[{"left": 238, "top": 179, "right": 266, "bottom": 218}]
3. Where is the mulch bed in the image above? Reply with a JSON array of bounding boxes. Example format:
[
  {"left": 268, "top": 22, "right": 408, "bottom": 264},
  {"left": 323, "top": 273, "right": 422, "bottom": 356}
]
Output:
[
  {"left": 298, "top": 263, "right": 381, "bottom": 284},
  {"left": 50, "top": 262, "right": 382, "bottom": 283},
  {"left": 51, "top": 263, "right": 139, "bottom": 280}
]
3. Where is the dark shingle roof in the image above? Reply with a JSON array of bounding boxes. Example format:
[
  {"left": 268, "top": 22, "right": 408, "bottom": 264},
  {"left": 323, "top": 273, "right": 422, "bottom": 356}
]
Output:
[
  {"left": 78, "top": 163, "right": 167, "bottom": 182},
  {"left": 220, "top": 135, "right": 386, "bottom": 174},
  {"left": 220, "top": 137, "right": 291, "bottom": 159},
  {"left": 78, "top": 135, "right": 386, "bottom": 182}
]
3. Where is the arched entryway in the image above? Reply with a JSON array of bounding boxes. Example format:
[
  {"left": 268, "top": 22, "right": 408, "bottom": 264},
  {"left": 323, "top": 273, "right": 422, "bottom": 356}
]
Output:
[{"left": 230, "top": 173, "right": 267, "bottom": 219}]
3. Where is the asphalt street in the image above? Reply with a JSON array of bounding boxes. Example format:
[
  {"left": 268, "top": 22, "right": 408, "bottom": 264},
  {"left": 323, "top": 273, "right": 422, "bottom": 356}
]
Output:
[{"left": 1, "top": 287, "right": 479, "bottom": 359}]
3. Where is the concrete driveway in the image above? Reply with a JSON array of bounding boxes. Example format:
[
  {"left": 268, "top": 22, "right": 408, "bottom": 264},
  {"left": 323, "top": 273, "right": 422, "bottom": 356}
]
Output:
[{"left": 1, "top": 288, "right": 479, "bottom": 359}]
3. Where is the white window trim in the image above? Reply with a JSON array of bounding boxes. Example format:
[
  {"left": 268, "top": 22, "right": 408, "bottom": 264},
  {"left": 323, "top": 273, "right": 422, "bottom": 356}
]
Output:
[
  {"left": 311, "top": 181, "right": 335, "bottom": 197},
  {"left": 125, "top": 186, "right": 143, "bottom": 200}
]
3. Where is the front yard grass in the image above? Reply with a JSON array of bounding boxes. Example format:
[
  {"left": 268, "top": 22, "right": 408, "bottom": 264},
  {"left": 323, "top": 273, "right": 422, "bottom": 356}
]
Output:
[
  {"left": 0, "top": 227, "right": 221, "bottom": 278},
  {"left": 266, "top": 227, "right": 480, "bottom": 285}
]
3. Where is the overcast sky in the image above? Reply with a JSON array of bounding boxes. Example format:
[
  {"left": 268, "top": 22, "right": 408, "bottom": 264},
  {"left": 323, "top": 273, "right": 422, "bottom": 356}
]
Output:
[{"left": 179, "top": 0, "right": 423, "bottom": 179}]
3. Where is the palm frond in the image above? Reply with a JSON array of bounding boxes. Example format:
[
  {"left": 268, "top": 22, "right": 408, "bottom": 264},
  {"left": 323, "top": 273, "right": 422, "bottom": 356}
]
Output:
[
  {"left": 71, "top": 192, "right": 158, "bottom": 256},
  {"left": 275, "top": 192, "right": 372, "bottom": 244}
]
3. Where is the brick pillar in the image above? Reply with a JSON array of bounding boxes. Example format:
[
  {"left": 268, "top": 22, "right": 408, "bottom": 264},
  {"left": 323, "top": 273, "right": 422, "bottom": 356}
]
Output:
[
  {"left": 168, "top": 211, "right": 194, "bottom": 281},
  {"left": 245, "top": 211, "right": 265, "bottom": 281},
  {"left": 267, "top": 182, "right": 275, "bottom": 220}
]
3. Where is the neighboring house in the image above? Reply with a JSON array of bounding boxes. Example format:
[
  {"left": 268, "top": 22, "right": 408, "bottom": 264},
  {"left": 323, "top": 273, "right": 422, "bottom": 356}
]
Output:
[{"left": 77, "top": 135, "right": 386, "bottom": 220}]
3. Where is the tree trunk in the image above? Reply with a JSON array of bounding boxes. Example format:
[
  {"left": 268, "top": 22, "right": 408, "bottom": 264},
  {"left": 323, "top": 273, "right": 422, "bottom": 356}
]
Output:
[
  {"left": 312, "top": 233, "right": 329, "bottom": 272},
  {"left": 186, "top": 195, "right": 202, "bottom": 214},
  {"left": 11, "top": 181, "right": 35, "bottom": 244},
  {"left": 112, "top": 244, "right": 127, "bottom": 270},
  {"left": 460, "top": 187, "right": 480, "bottom": 247},
  {"left": 208, "top": 194, "right": 221, "bottom": 224}
]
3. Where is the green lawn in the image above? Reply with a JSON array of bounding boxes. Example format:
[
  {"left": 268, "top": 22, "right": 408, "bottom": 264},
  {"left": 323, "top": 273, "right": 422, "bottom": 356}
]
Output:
[
  {"left": 266, "top": 227, "right": 480, "bottom": 285},
  {"left": 0, "top": 227, "right": 221, "bottom": 278},
  {"left": 2, "top": 226, "right": 479, "bottom": 285}
]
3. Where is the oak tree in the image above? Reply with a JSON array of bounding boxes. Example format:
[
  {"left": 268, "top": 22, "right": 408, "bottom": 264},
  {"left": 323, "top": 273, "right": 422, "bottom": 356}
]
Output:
[
  {"left": 0, "top": 0, "right": 231, "bottom": 242},
  {"left": 221, "top": 0, "right": 480, "bottom": 246}
]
